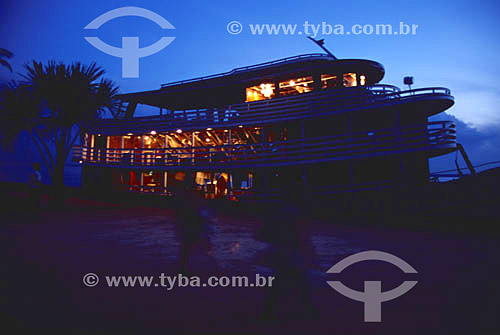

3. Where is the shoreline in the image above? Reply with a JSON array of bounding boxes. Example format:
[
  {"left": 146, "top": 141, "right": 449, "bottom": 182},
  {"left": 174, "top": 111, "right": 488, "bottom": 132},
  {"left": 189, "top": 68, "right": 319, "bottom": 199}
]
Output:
[{"left": 2, "top": 179, "right": 499, "bottom": 233}]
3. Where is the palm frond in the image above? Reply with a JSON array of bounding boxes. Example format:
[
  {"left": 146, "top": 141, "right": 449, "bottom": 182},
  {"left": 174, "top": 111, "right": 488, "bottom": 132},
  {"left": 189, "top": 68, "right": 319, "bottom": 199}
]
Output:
[
  {"left": 0, "top": 48, "right": 13, "bottom": 72},
  {"left": 0, "top": 59, "right": 13, "bottom": 72},
  {"left": 0, "top": 48, "right": 13, "bottom": 58}
]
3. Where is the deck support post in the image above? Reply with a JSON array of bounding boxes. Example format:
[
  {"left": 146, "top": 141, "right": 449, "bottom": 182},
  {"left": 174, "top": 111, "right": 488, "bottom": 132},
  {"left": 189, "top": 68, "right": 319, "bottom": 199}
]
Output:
[
  {"left": 106, "top": 136, "right": 110, "bottom": 163},
  {"left": 124, "top": 101, "right": 137, "bottom": 118},
  {"left": 164, "top": 171, "right": 168, "bottom": 193},
  {"left": 120, "top": 136, "right": 124, "bottom": 166},
  {"left": 140, "top": 171, "right": 144, "bottom": 192},
  {"left": 228, "top": 129, "right": 231, "bottom": 161},
  {"left": 141, "top": 135, "right": 145, "bottom": 166},
  {"left": 164, "top": 134, "right": 168, "bottom": 165},
  {"left": 301, "top": 120, "right": 307, "bottom": 186},
  {"left": 192, "top": 132, "right": 195, "bottom": 165},
  {"left": 227, "top": 173, "right": 232, "bottom": 199}
]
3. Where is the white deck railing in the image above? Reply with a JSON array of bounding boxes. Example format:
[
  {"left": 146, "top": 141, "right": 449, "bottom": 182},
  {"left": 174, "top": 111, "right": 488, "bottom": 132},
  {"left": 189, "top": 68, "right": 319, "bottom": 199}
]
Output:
[
  {"left": 89, "top": 85, "right": 453, "bottom": 135},
  {"left": 73, "top": 121, "right": 456, "bottom": 169}
]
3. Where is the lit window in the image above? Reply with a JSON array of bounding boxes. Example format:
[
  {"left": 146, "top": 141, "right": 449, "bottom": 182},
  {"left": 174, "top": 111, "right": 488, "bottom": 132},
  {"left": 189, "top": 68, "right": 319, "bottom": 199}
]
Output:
[
  {"left": 246, "top": 83, "right": 276, "bottom": 102},
  {"left": 108, "top": 136, "right": 121, "bottom": 149},
  {"left": 279, "top": 76, "right": 314, "bottom": 96},
  {"left": 321, "top": 74, "right": 338, "bottom": 89},
  {"left": 360, "top": 75, "right": 366, "bottom": 86},
  {"left": 343, "top": 73, "right": 357, "bottom": 87}
]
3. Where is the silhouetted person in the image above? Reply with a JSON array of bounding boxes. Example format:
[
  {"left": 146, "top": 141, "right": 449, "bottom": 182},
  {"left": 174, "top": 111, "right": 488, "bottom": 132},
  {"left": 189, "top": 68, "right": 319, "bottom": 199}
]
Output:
[
  {"left": 215, "top": 174, "right": 227, "bottom": 199},
  {"left": 173, "top": 178, "right": 212, "bottom": 274},
  {"left": 257, "top": 194, "right": 316, "bottom": 321}
]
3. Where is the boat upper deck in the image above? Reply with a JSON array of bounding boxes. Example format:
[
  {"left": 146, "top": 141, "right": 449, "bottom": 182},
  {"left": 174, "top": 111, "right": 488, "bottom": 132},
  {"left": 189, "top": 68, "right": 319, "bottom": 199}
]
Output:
[
  {"left": 116, "top": 54, "right": 385, "bottom": 110},
  {"left": 88, "top": 85, "right": 454, "bottom": 135}
]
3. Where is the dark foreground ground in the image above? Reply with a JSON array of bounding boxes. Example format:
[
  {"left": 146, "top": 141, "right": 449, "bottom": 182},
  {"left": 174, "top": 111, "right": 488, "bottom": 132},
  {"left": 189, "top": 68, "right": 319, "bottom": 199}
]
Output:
[{"left": 1, "top": 187, "right": 499, "bottom": 334}]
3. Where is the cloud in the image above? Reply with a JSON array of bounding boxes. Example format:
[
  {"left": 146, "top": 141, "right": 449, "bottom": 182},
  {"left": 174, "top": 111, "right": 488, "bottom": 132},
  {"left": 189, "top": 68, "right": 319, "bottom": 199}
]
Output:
[
  {"left": 450, "top": 88, "right": 500, "bottom": 130},
  {"left": 405, "top": 67, "right": 500, "bottom": 131}
]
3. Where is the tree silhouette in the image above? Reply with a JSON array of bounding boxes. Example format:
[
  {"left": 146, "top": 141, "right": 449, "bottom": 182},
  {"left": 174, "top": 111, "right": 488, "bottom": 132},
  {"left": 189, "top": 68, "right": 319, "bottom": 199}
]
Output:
[{"left": 0, "top": 60, "right": 119, "bottom": 194}]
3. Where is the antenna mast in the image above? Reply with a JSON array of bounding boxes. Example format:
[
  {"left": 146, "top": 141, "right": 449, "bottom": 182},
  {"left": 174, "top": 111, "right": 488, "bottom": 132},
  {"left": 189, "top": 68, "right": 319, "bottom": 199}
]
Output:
[{"left": 307, "top": 37, "right": 338, "bottom": 60}]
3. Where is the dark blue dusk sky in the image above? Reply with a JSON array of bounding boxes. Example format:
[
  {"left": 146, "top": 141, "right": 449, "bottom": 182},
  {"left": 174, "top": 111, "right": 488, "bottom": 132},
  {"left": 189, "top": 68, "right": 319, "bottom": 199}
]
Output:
[{"left": 1, "top": 0, "right": 500, "bottom": 173}]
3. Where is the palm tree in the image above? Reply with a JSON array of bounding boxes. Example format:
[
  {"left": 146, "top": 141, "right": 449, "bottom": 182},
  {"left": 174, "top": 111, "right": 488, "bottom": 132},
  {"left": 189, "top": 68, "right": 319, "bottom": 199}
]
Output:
[
  {"left": 0, "top": 60, "right": 119, "bottom": 193},
  {"left": 0, "top": 48, "right": 13, "bottom": 72}
]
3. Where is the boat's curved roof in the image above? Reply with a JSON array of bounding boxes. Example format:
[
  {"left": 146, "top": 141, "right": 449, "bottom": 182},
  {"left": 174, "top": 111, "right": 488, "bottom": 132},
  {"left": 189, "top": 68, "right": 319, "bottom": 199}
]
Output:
[
  {"left": 159, "top": 53, "right": 384, "bottom": 89},
  {"left": 118, "top": 53, "right": 385, "bottom": 109}
]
